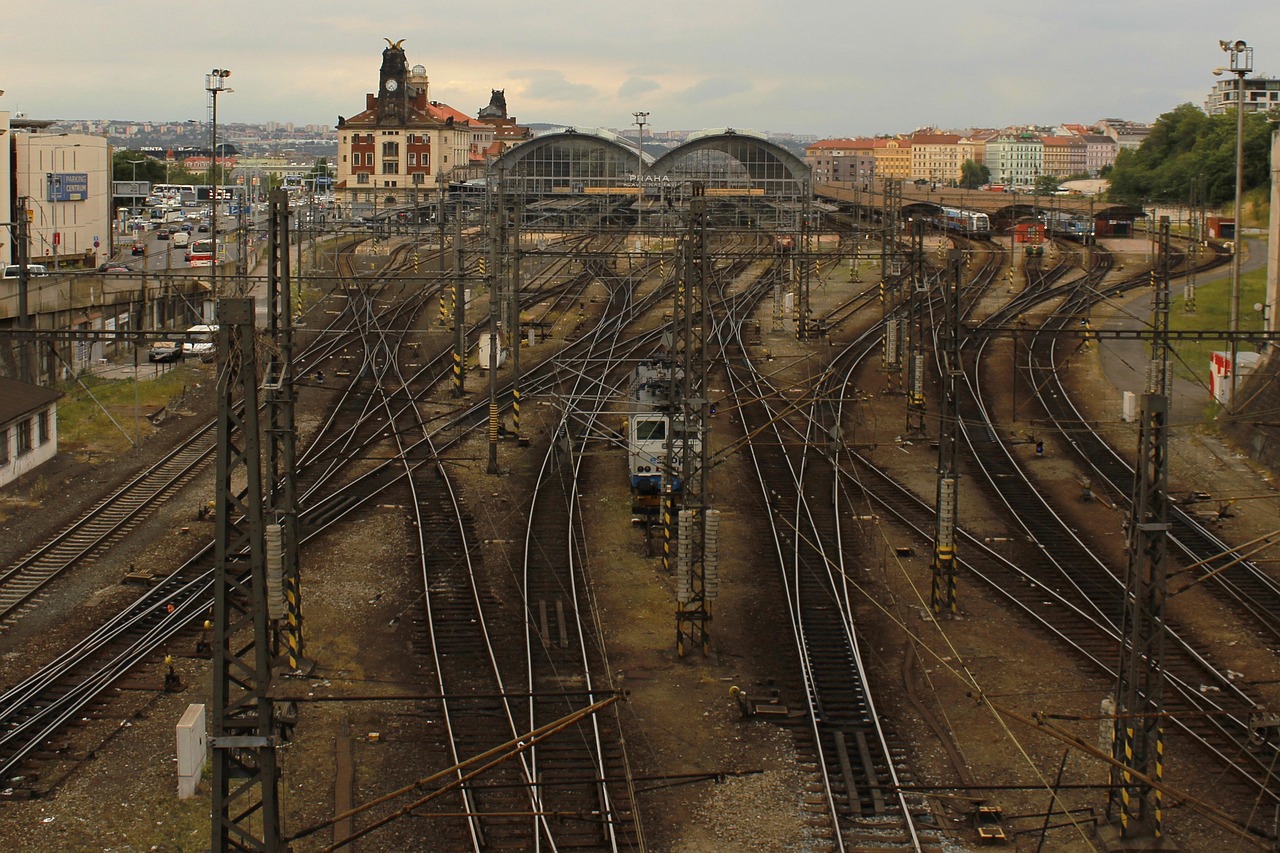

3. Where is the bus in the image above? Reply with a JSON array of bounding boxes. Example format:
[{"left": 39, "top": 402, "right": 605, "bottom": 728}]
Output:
[{"left": 187, "top": 238, "right": 215, "bottom": 267}]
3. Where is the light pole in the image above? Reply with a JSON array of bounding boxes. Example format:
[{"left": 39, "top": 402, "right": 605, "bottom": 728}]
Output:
[
  {"left": 207, "top": 68, "right": 233, "bottom": 300},
  {"left": 47, "top": 142, "right": 82, "bottom": 271},
  {"left": 633, "top": 111, "right": 649, "bottom": 244},
  {"left": 1216, "top": 39, "right": 1252, "bottom": 409},
  {"left": 125, "top": 158, "right": 147, "bottom": 237}
]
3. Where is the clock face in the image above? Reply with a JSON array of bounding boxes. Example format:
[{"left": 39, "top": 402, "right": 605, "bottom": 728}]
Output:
[{"left": 384, "top": 79, "right": 398, "bottom": 92}]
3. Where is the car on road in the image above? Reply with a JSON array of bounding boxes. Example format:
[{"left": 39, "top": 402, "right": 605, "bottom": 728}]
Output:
[
  {"left": 98, "top": 263, "right": 130, "bottom": 273},
  {"left": 156, "top": 229, "right": 170, "bottom": 240},
  {"left": 2, "top": 264, "right": 50, "bottom": 278},
  {"left": 148, "top": 340, "right": 183, "bottom": 363},
  {"left": 131, "top": 241, "right": 146, "bottom": 255},
  {"left": 179, "top": 223, "right": 193, "bottom": 232},
  {"left": 196, "top": 222, "right": 210, "bottom": 233},
  {"left": 171, "top": 231, "right": 190, "bottom": 248}
]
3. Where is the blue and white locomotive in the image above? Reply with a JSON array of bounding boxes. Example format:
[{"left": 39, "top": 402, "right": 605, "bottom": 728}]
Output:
[
  {"left": 627, "top": 359, "right": 701, "bottom": 511},
  {"left": 936, "top": 206, "right": 991, "bottom": 236}
]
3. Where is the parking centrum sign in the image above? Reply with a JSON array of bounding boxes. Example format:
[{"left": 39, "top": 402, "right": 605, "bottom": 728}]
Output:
[{"left": 47, "top": 172, "right": 90, "bottom": 202}]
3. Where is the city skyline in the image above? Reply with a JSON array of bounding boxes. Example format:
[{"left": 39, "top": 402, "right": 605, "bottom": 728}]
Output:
[{"left": 5, "top": 1, "right": 1280, "bottom": 136}]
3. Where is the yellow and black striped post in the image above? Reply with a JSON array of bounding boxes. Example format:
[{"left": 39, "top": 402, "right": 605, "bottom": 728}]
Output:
[
  {"left": 512, "top": 386, "right": 521, "bottom": 438},
  {"left": 438, "top": 284, "right": 449, "bottom": 326},
  {"left": 662, "top": 492, "right": 674, "bottom": 576},
  {"left": 1153, "top": 727, "right": 1164, "bottom": 836},
  {"left": 452, "top": 347, "right": 463, "bottom": 396},
  {"left": 285, "top": 574, "right": 302, "bottom": 670},
  {"left": 487, "top": 399, "right": 500, "bottom": 474}
]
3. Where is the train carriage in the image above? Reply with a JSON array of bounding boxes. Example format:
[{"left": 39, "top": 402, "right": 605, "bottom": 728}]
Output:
[{"left": 626, "top": 359, "right": 700, "bottom": 512}]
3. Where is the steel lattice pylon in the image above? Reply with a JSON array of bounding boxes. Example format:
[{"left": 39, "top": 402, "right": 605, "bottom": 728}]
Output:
[
  {"left": 1107, "top": 218, "right": 1172, "bottom": 844},
  {"left": 672, "top": 193, "right": 716, "bottom": 655},
  {"left": 211, "top": 298, "right": 281, "bottom": 852}
]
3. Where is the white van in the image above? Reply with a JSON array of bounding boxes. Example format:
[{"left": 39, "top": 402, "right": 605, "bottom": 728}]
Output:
[
  {"left": 186, "top": 324, "right": 219, "bottom": 361},
  {"left": 2, "top": 264, "right": 49, "bottom": 279},
  {"left": 171, "top": 231, "right": 190, "bottom": 247}
]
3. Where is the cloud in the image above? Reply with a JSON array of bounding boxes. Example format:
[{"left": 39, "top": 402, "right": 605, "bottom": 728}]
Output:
[
  {"left": 679, "top": 77, "right": 752, "bottom": 104},
  {"left": 507, "top": 70, "right": 599, "bottom": 103},
  {"left": 618, "top": 77, "right": 661, "bottom": 99}
]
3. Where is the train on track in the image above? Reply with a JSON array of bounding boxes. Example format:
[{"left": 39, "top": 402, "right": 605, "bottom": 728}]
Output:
[
  {"left": 932, "top": 206, "right": 991, "bottom": 236},
  {"left": 1041, "top": 212, "right": 1094, "bottom": 239},
  {"left": 627, "top": 358, "right": 701, "bottom": 513}
]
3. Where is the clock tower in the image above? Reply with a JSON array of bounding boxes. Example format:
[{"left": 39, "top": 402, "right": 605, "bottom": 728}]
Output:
[{"left": 377, "top": 38, "right": 409, "bottom": 125}]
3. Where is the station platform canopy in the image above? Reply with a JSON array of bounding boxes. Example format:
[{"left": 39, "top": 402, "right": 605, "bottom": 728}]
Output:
[{"left": 489, "top": 128, "right": 812, "bottom": 228}]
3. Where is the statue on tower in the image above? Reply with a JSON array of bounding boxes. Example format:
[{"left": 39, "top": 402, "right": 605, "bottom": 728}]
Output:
[
  {"left": 478, "top": 89, "right": 508, "bottom": 120},
  {"left": 377, "top": 39, "right": 409, "bottom": 124}
]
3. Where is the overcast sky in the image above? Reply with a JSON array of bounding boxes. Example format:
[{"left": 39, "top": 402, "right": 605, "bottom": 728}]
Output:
[{"left": 5, "top": 1, "right": 1279, "bottom": 137}]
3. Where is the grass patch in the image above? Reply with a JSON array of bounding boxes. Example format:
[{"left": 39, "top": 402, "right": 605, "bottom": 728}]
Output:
[
  {"left": 57, "top": 364, "right": 207, "bottom": 455},
  {"left": 1165, "top": 244, "right": 1268, "bottom": 387}
]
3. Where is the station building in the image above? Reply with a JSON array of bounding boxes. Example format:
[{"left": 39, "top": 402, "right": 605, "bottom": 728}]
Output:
[{"left": 333, "top": 40, "right": 531, "bottom": 219}]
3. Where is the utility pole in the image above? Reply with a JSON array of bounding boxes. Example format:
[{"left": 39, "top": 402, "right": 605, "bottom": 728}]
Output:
[
  {"left": 264, "top": 189, "right": 306, "bottom": 675},
  {"left": 14, "top": 198, "right": 34, "bottom": 384},
  {"left": 881, "top": 179, "right": 905, "bottom": 395},
  {"left": 1106, "top": 218, "right": 1172, "bottom": 848},
  {"left": 453, "top": 201, "right": 466, "bottom": 397},
  {"left": 905, "top": 219, "right": 928, "bottom": 438},
  {"left": 486, "top": 179, "right": 502, "bottom": 475},
  {"left": 931, "top": 254, "right": 962, "bottom": 615},
  {"left": 210, "top": 297, "right": 281, "bottom": 853},
  {"left": 673, "top": 190, "right": 717, "bottom": 656},
  {"left": 795, "top": 201, "right": 813, "bottom": 340},
  {"left": 509, "top": 192, "right": 525, "bottom": 444}
]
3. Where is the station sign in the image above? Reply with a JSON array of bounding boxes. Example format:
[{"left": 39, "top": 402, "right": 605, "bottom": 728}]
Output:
[{"left": 47, "top": 172, "right": 89, "bottom": 202}]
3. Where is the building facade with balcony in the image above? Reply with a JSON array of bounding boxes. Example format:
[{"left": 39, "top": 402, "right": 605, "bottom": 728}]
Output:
[
  {"left": 803, "top": 139, "right": 876, "bottom": 184},
  {"left": 907, "top": 133, "right": 962, "bottom": 185},
  {"left": 1040, "top": 136, "right": 1087, "bottom": 179},
  {"left": 984, "top": 134, "right": 1043, "bottom": 187},
  {"left": 1205, "top": 77, "right": 1280, "bottom": 115},
  {"left": 872, "top": 138, "right": 912, "bottom": 180}
]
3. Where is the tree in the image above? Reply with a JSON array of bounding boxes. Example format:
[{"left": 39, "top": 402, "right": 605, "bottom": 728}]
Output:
[
  {"left": 1105, "top": 102, "right": 1273, "bottom": 205},
  {"left": 959, "top": 159, "right": 990, "bottom": 189},
  {"left": 1034, "top": 175, "right": 1061, "bottom": 196},
  {"left": 111, "top": 150, "right": 166, "bottom": 184}
]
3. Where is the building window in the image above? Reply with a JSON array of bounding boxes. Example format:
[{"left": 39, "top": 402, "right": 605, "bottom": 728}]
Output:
[
  {"left": 0, "top": 427, "right": 8, "bottom": 465},
  {"left": 357, "top": 173, "right": 370, "bottom": 185},
  {"left": 382, "top": 141, "right": 400, "bottom": 157},
  {"left": 412, "top": 173, "right": 424, "bottom": 185},
  {"left": 383, "top": 160, "right": 399, "bottom": 174},
  {"left": 37, "top": 410, "right": 49, "bottom": 444},
  {"left": 408, "top": 153, "right": 417, "bottom": 166},
  {"left": 16, "top": 419, "right": 32, "bottom": 456}
]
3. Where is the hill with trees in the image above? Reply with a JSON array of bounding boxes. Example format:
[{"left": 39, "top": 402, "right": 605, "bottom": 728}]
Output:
[{"left": 1106, "top": 102, "right": 1273, "bottom": 207}]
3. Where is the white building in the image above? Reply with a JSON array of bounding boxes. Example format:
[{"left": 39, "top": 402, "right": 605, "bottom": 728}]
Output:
[
  {"left": 1206, "top": 77, "right": 1280, "bottom": 116},
  {"left": 12, "top": 131, "right": 112, "bottom": 270},
  {"left": 0, "top": 377, "right": 62, "bottom": 489}
]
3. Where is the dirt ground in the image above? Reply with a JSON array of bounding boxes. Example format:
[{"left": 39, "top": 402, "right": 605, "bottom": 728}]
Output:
[{"left": 0, "top": 244, "right": 1278, "bottom": 851}]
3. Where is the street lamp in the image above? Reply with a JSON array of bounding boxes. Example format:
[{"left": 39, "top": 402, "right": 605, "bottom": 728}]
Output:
[
  {"left": 206, "top": 68, "right": 233, "bottom": 299},
  {"left": 1216, "top": 38, "right": 1252, "bottom": 409},
  {"left": 125, "top": 158, "right": 147, "bottom": 234},
  {"left": 46, "top": 142, "right": 82, "bottom": 271},
  {"left": 633, "top": 111, "right": 649, "bottom": 244}
]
